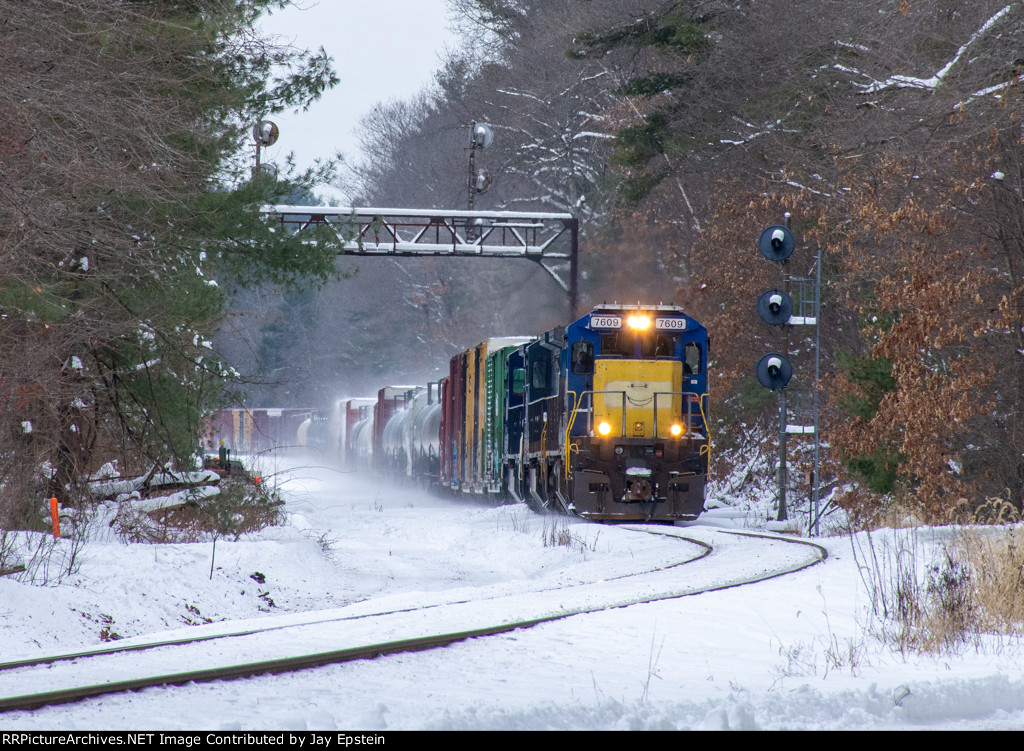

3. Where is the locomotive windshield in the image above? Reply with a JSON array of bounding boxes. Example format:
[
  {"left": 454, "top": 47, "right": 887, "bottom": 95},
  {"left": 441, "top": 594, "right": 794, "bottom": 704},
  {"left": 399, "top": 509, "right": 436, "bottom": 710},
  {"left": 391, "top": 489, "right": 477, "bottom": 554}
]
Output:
[
  {"left": 641, "top": 333, "right": 678, "bottom": 359},
  {"left": 600, "top": 332, "right": 679, "bottom": 358}
]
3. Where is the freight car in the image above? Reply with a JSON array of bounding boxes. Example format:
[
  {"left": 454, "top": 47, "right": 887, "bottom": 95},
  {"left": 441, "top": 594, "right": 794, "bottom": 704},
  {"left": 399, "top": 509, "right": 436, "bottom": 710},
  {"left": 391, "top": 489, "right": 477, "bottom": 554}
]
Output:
[
  {"left": 206, "top": 407, "right": 314, "bottom": 455},
  {"left": 336, "top": 303, "right": 710, "bottom": 522}
]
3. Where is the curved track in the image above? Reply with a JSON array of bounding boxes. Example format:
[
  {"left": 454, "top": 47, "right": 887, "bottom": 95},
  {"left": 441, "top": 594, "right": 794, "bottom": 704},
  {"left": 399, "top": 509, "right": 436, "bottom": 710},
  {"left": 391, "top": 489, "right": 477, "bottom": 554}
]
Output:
[
  {"left": 0, "top": 527, "right": 711, "bottom": 675},
  {"left": 0, "top": 526, "right": 825, "bottom": 714}
]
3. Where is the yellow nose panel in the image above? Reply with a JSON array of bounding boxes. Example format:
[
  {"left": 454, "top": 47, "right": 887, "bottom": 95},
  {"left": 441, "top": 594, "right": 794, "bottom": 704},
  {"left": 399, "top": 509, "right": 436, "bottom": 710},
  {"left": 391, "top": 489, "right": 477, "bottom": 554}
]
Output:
[{"left": 593, "top": 360, "right": 682, "bottom": 437}]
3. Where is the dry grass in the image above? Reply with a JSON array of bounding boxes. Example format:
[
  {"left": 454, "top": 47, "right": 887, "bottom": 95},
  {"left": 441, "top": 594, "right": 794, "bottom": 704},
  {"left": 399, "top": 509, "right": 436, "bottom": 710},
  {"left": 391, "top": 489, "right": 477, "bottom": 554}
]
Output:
[
  {"left": 947, "top": 497, "right": 1020, "bottom": 526},
  {"left": 954, "top": 528, "right": 1024, "bottom": 634},
  {"left": 912, "top": 527, "right": 1024, "bottom": 652},
  {"left": 917, "top": 546, "right": 974, "bottom": 653},
  {"left": 846, "top": 491, "right": 1020, "bottom": 531},
  {"left": 854, "top": 522, "right": 1024, "bottom": 654},
  {"left": 542, "top": 516, "right": 598, "bottom": 557}
]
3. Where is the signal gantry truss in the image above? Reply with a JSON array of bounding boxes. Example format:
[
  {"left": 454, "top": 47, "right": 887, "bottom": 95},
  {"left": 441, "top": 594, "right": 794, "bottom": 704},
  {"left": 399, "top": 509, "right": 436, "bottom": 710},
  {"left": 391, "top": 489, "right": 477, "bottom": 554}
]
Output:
[{"left": 264, "top": 206, "right": 580, "bottom": 316}]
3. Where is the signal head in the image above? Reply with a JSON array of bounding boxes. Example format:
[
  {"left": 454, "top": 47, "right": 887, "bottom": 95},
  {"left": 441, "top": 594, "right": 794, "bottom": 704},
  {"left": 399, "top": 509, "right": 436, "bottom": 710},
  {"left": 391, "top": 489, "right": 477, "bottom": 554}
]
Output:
[
  {"left": 758, "top": 225, "right": 795, "bottom": 262},
  {"left": 471, "top": 122, "right": 494, "bottom": 149},
  {"left": 756, "top": 289, "right": 793, "bottom": 326},
  {"left": 253, "top": 120, "right": 279, "bottom": 147},
  {"left": 474, "top": 169, "right": 492, "bottom": 193},
  {"left": 756, "top": 352, "right": 793, "bottom": 390}
]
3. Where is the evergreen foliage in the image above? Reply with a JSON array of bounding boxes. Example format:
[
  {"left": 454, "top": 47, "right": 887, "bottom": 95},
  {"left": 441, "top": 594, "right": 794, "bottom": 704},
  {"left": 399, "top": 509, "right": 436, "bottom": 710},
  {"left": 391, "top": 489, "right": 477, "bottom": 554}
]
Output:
[
  {"left": 836, "top": 353, "right": 896, "bottom": 423},
  {"left": 569, "top": 3, "right": 715, "bottom": 201},
  {"left": 847, "top": 446, "right": 905, "bottom": 495},
  {"left": 837, "top": 354, "right": 906, "bottom": 494},
  {"left": 0, "top": 0, "right": 339, "bottom": 520}
]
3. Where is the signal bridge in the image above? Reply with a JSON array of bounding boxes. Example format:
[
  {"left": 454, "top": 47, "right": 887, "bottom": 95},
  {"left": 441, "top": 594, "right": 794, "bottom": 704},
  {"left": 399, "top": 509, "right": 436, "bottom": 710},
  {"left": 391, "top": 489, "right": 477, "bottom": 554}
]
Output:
[{"left": 264, "top": 206, "right": 580, "bottom": 316}]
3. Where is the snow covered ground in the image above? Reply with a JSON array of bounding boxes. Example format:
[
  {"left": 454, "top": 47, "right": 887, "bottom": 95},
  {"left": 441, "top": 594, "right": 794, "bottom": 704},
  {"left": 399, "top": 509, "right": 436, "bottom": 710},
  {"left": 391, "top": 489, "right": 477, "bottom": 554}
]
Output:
[{"left": 2, "top": 452, "right": 1024, "bottom": 730}]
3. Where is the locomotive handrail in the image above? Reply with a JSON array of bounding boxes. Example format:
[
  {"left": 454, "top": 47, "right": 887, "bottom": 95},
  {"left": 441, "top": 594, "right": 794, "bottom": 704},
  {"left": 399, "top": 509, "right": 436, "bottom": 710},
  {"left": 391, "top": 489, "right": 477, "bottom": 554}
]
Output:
[
  {"left": 583, "top": 390, "right": 628, "bottom": 436},
  {"left": 564, "top": 388, "right": 709, "bottom": 482},
  {"left": 697, "top": 392, "right": 711, "bottom": 475},
  {"left": 651, "top": 392, "right": 708, "bottom": 439},
  {"left": 564, "top": 391, "right": 582, "bottom": 481},
  {"left": 567, "top": 389, "right": 708, "bottom": 439}
]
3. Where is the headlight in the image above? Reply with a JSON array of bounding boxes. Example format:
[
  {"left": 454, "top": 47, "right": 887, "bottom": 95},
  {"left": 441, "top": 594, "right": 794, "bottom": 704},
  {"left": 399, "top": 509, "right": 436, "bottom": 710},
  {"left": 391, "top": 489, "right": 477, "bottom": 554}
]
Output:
[
  {"left": 670, "top": 423, "right": 684, "bottom": 437},
  {"left": 627, "top": 314, "right": 651, "bottom": 330},
  {"left": 597, "top": 421, "right": 612, "bottom": 436}
]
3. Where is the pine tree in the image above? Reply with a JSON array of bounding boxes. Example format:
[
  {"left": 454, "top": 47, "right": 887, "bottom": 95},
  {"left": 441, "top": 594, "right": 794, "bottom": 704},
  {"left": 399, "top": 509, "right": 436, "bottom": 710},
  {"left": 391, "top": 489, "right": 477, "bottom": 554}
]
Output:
[{"left": 0, "top": 0, "right": 341, "bottom": 521}]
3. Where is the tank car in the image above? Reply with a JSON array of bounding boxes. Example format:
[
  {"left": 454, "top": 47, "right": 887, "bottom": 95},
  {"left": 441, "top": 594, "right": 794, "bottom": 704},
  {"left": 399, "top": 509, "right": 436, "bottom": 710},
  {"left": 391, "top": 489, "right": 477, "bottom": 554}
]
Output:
[
  {"left": 406, "top": 384, "right": 442, "bottom": 482},
  {"left": 332, "top": 397, "right": 375, "bottom": 468},
  {"left": 372, "top": 384, "right": 447, "bottom": 484},
  {"left": 347, "top": 401, "right": 375, "bottom": 470}
]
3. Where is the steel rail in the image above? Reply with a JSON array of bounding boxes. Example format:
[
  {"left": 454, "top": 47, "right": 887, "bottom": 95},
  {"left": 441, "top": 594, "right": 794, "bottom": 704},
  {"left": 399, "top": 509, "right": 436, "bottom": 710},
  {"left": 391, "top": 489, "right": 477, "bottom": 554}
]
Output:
[
  {"left": 0, "top": 532, "right": 712, "bottom": 674},
  {"left": 0, "top": 529, "right": 825, "bottom": 714}
]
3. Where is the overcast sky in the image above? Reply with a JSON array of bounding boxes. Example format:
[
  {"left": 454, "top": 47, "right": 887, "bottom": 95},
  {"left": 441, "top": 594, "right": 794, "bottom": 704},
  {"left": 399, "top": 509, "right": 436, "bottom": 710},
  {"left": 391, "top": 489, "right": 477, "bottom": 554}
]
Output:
[{"left": 258, "top": 1, "right": 460, "bottom": 203}]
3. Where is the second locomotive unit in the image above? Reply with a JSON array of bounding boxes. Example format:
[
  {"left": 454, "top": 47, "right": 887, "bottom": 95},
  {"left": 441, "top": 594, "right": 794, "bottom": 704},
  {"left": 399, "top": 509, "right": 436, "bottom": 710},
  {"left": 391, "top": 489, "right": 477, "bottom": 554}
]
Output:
[{"left": 333, "top": 303, "right": 710, "bottom": 522}]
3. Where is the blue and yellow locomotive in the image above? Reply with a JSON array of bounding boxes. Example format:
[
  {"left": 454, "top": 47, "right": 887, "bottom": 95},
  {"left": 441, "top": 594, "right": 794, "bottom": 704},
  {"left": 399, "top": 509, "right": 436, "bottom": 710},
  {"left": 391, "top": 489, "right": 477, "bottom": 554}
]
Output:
[
  {"left": 504, "top": 304, "right": 709, "bottom": 521},
  {"left": 327, "top": 303, "right": 710, "bottom": 523}
]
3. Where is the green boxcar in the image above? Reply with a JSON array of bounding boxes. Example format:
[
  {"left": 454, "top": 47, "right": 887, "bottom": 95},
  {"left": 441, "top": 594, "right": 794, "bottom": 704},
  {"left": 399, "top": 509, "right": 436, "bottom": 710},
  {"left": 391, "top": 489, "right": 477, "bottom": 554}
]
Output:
[
  {"left": 482, "top": 341, "right": 529, "bottom": 493},
  {"left": 453, "top": 337, "right": 531, "bottom": 496}
]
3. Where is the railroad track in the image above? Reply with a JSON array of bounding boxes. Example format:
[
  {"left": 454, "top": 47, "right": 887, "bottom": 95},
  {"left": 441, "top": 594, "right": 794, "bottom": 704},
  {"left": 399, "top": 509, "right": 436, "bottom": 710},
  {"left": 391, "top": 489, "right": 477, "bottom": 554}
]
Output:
[{"left": 0, "top": 527, "right": 825, "bottom": 714}]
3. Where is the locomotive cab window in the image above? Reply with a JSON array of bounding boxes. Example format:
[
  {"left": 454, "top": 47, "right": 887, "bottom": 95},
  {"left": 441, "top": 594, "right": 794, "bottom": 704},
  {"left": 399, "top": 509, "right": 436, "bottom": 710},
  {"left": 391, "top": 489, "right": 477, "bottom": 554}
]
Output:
[
  {"left": 571, "top": 341, "right": 594, "bottom": 374},
  {"left": 600, "top": 332, "right": 632, "bottom": 358},
  {"left": 511, "top": 368, "right": 526, "bottom": 396},
  {"left": 641, "top": 333, "right": 678, "bottom": 359},
  {"left": 531, "top": 359, "right": 550, "bottom": 392},
  {"left": 684, "top": 342, "right": 702, "bottom": 374}
]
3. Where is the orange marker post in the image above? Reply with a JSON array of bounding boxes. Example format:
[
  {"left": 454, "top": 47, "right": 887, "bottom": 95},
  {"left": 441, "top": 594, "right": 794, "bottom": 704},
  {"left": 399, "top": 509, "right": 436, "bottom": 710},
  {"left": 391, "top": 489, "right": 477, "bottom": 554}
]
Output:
[{"left": 50, "top": 497, "right": 60, "bottom": 539}]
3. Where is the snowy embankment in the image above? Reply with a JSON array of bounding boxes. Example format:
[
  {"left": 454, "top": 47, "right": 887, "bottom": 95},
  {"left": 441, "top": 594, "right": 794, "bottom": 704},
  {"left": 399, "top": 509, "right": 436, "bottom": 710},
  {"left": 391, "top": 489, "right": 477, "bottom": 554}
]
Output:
[{"left": 2, "top": 454, "right": 1024, "bottom": 730}]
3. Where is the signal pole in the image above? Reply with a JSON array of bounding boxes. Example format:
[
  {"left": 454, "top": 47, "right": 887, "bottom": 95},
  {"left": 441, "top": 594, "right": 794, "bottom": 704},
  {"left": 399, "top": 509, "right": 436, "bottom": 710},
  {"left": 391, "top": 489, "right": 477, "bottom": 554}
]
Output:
[
  {"left": 755, "top": 214, "right": 822, "bottom": 531},
  {"left": 779, "top": 213, "right": 792, "bottom": 521},
  {"left": 755, "top": 218, "right": 795, "bottom": 522}
]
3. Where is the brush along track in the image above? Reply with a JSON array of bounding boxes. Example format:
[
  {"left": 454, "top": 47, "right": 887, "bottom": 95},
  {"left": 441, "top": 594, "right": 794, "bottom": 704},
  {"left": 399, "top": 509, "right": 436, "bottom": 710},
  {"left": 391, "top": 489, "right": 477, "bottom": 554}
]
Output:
[{"left": 0, "top": 527, "right": 825, "bottom": 713}]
